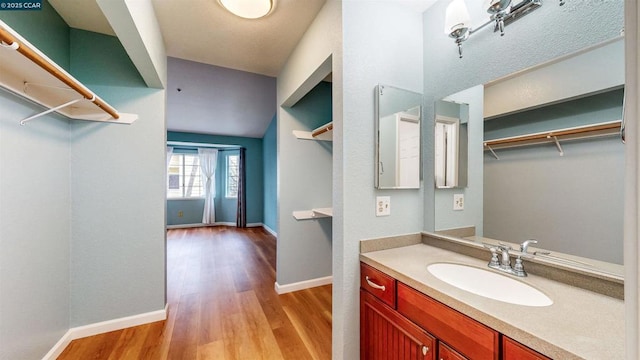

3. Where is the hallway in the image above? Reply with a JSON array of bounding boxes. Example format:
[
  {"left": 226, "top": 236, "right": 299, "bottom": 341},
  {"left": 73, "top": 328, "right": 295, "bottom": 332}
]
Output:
[{"left": 58, "top": 227, "right": 332, "bottom": 359}]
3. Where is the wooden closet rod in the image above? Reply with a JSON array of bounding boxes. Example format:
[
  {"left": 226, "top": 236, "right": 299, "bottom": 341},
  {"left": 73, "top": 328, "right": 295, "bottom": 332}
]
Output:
[
  {"left": 312, "top": 123, "right": 333, "bottom": 137},
  {"left": 0, "top": 27, "right": 120, "bottom": 120},
  {"left": 485, "top": 121, "right": 621, "bottom": 146}
]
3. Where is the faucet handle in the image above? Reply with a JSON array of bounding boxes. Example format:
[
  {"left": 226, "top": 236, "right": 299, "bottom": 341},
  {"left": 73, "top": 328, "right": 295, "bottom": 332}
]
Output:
[
  {"left": 520, "top": 239, "right": 538, "bottom": 254},
  {"left": 513, "top": 256, "right": 528, "bottom": 277}
]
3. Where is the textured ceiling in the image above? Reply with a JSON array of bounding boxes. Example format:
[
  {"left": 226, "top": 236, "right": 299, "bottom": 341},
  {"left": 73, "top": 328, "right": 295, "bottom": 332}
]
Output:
[
  {"left": 47, "top": 0, "right": 439, "bottom": 137},
  {"left": 49, "top": 0, "right": 326, "bottom": 77}
]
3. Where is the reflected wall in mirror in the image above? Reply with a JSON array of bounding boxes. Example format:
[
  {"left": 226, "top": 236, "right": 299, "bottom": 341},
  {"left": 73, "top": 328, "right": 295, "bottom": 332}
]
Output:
[
  {"left": 375, "top": 84, "right": 422, "bottom": 189},
  {"left": 434, "top": 38, "right": 625, "bottom": 266},
  {"left": 435, "top": 100, "right": 468, "bottom": 188}
]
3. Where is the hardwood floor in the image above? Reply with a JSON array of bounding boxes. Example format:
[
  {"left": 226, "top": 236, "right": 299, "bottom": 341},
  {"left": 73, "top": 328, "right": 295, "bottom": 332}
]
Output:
[{"left": 57, "top": 226, "right": 332, "bottom": 360}]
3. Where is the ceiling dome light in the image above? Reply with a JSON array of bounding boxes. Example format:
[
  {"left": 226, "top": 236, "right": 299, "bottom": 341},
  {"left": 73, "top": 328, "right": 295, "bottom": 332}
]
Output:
[{"left": 219, "top": 0, "right": 274, "bottom": 19}]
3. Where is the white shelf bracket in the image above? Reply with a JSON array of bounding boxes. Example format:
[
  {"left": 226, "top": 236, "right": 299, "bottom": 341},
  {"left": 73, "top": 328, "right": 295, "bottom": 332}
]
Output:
[
  {"left": 21, "top": 98, "right": 84, "bottom": 125},
  {"left": 484, "top": 143, "right": 500, "bottom": 160},
  {"left": 1, "top": 40, "right": 18, "bottom": 50},
  {"left": 548, "top": 135, "right": 564, "bottom": 156}
]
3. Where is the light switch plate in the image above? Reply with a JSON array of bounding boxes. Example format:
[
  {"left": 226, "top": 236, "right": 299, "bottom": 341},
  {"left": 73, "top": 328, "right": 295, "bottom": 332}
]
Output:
[
  {"left": 376, "top": 196, "right": 391, "bottom": 216},
  {"left": 453, "top": 194, "right": 464, "bottom": 211}
]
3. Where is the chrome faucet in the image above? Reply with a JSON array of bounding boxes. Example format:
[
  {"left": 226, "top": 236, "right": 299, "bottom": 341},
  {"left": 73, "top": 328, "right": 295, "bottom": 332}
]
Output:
[
  {"left": 497, "top": 244, "right": 513, "bottom": 271},
  {"left": 520, "top": 239, "right": 538, "bottom": 254},
  {"left": 487, "top": 244, "right": 527, "bottom": 277}
]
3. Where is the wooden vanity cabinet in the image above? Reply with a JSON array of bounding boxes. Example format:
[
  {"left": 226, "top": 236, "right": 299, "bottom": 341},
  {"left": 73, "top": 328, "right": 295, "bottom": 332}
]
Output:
[
  {"left": 502, "top": 337, "right": 551, "bottom": 360},
  {"left": 397, "top": 283, "right": 499, "bottom": 360},
  {"left": 361, "top": 290, "right": 436, "bottom": 359},
  {"left": 439, "top": 343, "right": 468, "bottom": 360},
  {"left": 360, "top": 262, "right": 551, "bottom": 360}
]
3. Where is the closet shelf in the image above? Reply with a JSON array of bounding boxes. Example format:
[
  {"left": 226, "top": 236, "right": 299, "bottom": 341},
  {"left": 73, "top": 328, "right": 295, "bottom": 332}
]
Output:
[
  {"left": 292, "top": 207, "right": 333, "bottom": 220},
  {"left": 484, "top": 120, "right": 622, "bottom": 159},
  {"left": 293, "top": 122, "right": 333, "bottom": 141},
  {"left": 0, "top": 20, "right": 137, "bottom": 125}
]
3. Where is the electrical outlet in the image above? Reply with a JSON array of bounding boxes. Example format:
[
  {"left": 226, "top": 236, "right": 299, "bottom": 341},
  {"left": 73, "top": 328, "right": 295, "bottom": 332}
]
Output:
[
  {"left": 453, "top": 194, "right": 464, "bottom": 211},
  {"left": 376, "top": 196, "right": 391, "bottom": 216},
  {"left": 178, "top": 211, "right": 184, "bottom": 218}
]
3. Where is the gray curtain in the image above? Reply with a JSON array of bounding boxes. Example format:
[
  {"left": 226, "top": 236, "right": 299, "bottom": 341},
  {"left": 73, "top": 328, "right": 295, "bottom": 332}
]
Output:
[{"left": 236, "top": 147, "right": 247, "bottom": 228}]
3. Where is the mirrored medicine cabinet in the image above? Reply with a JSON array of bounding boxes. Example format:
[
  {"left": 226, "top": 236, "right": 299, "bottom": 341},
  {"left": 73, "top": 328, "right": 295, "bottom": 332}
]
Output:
[{"left": 375, "top": 84, "right": 422, "bottom": 189}]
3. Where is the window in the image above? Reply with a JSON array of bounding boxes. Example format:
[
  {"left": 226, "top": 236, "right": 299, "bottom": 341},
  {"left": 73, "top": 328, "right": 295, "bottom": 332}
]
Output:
[
  {"left": 167, "top": 154, "right": 203, "bottom": 198},
  {"left": 226, "top": 154, "right": 239, "bottom": 198}
]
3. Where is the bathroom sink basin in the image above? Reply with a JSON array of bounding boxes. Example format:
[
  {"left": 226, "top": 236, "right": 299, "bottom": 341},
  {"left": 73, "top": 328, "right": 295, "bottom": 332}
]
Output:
[{"left": 427, "top": 263, "right": 553, "bottom": 307}]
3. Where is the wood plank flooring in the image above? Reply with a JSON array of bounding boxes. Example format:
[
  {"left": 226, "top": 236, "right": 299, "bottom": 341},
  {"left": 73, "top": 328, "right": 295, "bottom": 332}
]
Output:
[{"left": 57, "top": 226, "right": 332, "bottom": 360}]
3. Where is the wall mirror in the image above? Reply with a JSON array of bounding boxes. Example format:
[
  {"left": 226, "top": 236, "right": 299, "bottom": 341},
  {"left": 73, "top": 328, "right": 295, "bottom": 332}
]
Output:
[
  {"left": 435, "top": 100, "right": 468, "bottom": 188},
  {"left": 434, "top": 37, "right": 625, "bottom": 273},
  {"left": 375, "top": 84, "right": 422, "bottom": 189}
]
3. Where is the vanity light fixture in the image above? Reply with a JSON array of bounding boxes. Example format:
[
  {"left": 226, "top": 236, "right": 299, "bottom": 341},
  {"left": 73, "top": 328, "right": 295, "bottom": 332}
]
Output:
[
  {"left": 219, "top": 0, "right": 274, "bottom": 19},
  {"left": 445, "top": 0, "right": 542, "bottom": 58}
]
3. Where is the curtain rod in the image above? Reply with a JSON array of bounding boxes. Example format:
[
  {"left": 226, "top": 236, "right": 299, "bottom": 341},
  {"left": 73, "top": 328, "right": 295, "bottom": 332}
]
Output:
[{"left": 167, "top": 141, "right": 244, "bottom": 150}]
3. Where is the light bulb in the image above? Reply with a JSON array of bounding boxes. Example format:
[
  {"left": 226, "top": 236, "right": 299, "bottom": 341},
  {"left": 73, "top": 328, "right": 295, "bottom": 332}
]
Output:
[{"left": 219, "top": 0, "right": 273, "bottom": 19}]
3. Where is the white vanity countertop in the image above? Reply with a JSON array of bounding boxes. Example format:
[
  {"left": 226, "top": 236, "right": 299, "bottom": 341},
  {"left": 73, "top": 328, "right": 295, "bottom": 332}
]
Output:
[{"left": 360, "top": 243, "right": 624, "bottom": 360}]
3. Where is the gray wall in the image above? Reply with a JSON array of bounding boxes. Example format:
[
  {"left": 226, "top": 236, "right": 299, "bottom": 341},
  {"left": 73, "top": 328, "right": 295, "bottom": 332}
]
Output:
[
  {"left": 68, "top": 29, "right": 166, "bottom": 327},
  {"left": 0, "top": 12, "right": 167, "bottom": 359},
  {"left": 278, "top": 81, "right": 333, "bottom": 286},
  {"left": 484, "top": 91, "right": 624, "bottom": 264},
  {"left": 422, "top": 0, "right": 624, "bottom": 232},
  {"left": 167, "top": 57, "right": 276, "bottom": 138},
  {"left": 341, "top": 2, "right": 424, "bottom": 359},
  {"left": 0, "top": 91, "right": 71, "bottom": 360}
]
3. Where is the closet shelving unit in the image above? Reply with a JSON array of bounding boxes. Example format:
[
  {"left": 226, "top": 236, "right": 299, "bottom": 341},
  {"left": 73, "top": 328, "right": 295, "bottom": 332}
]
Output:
[
  {"left": 483, "top": 120, "right": 622, "bottom": 159},
  {"left": 292, "top": 121, "right": 333, "bottom": 141},
  {"left": 292, "top": 207, "right": 333, "bottom": 220},
  {"left": 292, "top": 121, "right": 333, "bottom": 220},
  {"left": 0, "top": 20, "right": 137, "bottom": 125}
]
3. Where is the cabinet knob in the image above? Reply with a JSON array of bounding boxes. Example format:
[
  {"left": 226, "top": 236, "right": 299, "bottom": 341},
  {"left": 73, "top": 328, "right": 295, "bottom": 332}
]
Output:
[{"left": 422, "top": 345, "right": 429, "bottom": 355}]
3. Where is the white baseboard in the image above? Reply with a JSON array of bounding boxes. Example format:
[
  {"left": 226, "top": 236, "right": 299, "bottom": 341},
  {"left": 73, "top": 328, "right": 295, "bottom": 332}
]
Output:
[
  {"left": 167, "top": 222, "right": 264, "bottom": 229},
  {"left": 262, "top": 224, "right": 277, "bottom": 237},
  {"left": 42, "top": 305, "right": 168, "bottom": 360},
  {"left": 275, "top": 276, "right": 332, "bottom": 294}
]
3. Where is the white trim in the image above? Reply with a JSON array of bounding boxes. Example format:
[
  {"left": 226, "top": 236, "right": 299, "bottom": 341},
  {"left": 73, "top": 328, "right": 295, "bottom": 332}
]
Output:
[
  {"left": 262, "top": 224, "right": 277, "bottom": 237},
  {"left": 167, "top": 223, "right": 216, "bottom": 229},
  {"left": 274, "top": 276, "right": 332, "bottom": 294},
  {"left": 167, "top": 222, "right": 264, "bottom": 229},
  {"left": 42, "top": 305, "right": 167, "bottom": 360}
]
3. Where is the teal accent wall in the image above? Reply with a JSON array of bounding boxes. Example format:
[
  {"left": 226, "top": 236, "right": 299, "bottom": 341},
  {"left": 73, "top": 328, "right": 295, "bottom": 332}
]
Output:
[
  {"left": 262, "top": 115, "right": 277, "bottom": 233},
  {"left": 166, "top": 149, "right": 242, "bottom": 226},
  {"left": 70, "top": 29, "right": 146, "bottom": 88},
  {"left": 0, "top": 0, "right": 70, "bottom": 69},
  {"left": 167, "top": 132, "right": 264, "bottom": 225},
  {"left": 167, "top": 199, "right": 205, "bottom": 225}
]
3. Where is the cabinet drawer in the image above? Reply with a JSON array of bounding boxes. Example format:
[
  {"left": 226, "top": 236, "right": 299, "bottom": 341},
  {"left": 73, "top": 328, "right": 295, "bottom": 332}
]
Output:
[
  {"left": 439, "top": 343, "right": 468, "bottom": 360},
  {"left": 360, "top": 263, "right": 397, "bottom": 308},
  {"left": 397, "top": 283, "right": 499, "bottom": 360},
  {"left": 502, "top": 337, "right": 550, "bottom": 360}
]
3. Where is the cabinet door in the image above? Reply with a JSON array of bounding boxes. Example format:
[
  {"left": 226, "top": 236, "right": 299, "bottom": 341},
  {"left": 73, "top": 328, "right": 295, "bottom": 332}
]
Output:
[
  {"left": 438, "top": 343, "right": 468, "bottom": 360},
  {"left": 397, "top": 283, "right": 499, "bottom": 360},
  {"left": 361, "top": 290, "right": 435, "bottom": 360},
  {"left": 502, "top": 337, "right": 551, "bottom": 360}
]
